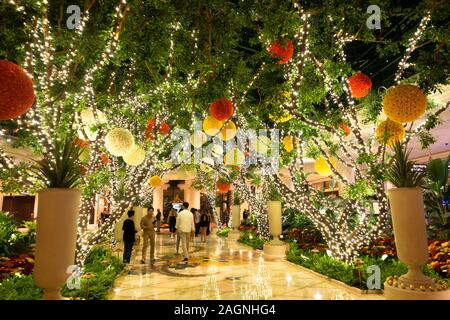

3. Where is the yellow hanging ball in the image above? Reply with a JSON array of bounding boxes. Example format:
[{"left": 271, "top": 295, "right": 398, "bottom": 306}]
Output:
[
  {"left": 376, "top": 119, "right": 405, "bottom": 146},
  {"left": 224, "top": 148, "right": 245, "bottom": 166},
  {"left": 269, "top": 110, "right": 293, "bottom": 123},
  {"left": 383, "top": 84, "right": 427, "bottom": 123},
  {"left": 218, "top": 120, "right": 237, "bottom": 141},
  {"left": 148, "top": 176, "right": 162, "bottom": 188},
  {"left": 314, "top": 157, "right": 337, "bottom": 177},
  {"left": 203, "top": 116, "right": 224, "bottom": 136},
  {"left": 282, "top": 136, "right": 300, "bottom": 152}
]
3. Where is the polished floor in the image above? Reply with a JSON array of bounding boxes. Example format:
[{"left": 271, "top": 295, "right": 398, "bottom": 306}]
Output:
[{"left": 109, "top": 230, "right": 384, "bottom": 300}]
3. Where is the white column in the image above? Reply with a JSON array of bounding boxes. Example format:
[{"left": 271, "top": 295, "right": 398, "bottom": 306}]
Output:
[{"left": 153, "top": 183, "right": 169, "bottom": 212}]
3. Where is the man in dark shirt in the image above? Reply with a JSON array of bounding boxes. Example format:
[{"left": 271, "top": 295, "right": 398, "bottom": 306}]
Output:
[{"left": 122, "top": 210, "right": 137, "bottom": 263}]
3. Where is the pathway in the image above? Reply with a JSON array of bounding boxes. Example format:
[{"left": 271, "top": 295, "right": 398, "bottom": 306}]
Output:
[{"left": 109, "top": 231, "right": 384, "bottom": 300}]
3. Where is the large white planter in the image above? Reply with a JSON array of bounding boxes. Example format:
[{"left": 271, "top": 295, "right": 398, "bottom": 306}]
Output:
[
  {"left": 264, "top": 201, "right": 286, "bottom": 259},
  {"left": 34, "top": 188, "right": 81, "bottom": 300},
  {"left": 384, "top": 188, "right": 449, "bottom": 299},
  {"left": 228, "top": 205, "right": 241, "bottom": 240}
]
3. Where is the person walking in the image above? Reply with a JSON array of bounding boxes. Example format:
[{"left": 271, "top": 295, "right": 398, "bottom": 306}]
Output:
[
  {"left": 140, "top": 206, "right": 156, "bottom": 264},
  {"left": 199, "top": 209, "right": 210, "bottom": 243},
  {"left": 168, "top": 208, "right": 177, "bottom": 239},
  {"left": 155, "top": 209, "right": 162, "bottom": 233},
  {"left": 194, "top": 208, "right": 201, "bottom": 237},
  {"left": 122, "top": 210, "right": 137, "bottom": 263},
  {"left": 175, "top": 202, "right": 195, "bottom": 262}
]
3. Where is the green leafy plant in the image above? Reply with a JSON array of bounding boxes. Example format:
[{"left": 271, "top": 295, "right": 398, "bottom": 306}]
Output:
[
  {"left": 61, "top": 246, "right": 124, "bottom": 300},
  {"left": 239, "top": 231, "right": 266, "bottom": 250},
  {"left": 31, "top": 137, "right": 83, "bottom": 189},
  {"left": 0, "top": 274, "right": 42, "bottom": 300},
  {"left": 424, "top": 155, "right": 450, "bottom": 239},
  {"left": 385, "top": 141, "right": 426, "bottom": 187},
  {"left": 216, "top": 228, "right": 231, "bottom": 237},
  {"left": 233, "top": 193, "right": 243, "bottom": 205},
  {"left": 0, "top": 212, "right": 34, "bottom": 257}
]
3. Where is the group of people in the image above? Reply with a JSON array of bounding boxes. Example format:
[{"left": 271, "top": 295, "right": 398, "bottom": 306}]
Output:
[{"left": 121, "top": 202, "right": 212, "bottom": 264}]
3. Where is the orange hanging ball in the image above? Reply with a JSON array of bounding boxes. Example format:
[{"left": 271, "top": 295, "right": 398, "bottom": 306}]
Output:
[
  {"left": 268, "top": 39, "right": 294, "bottom": 64},
  {"left": 210, "top": 97, "right": 234, "bottom": 121},
  {"left": 348, "top": 72, "right": 372, "bottom": 98},
  {"left": 0, "top": 60, "right": 35, "bottom": 120},
  {"left": 159, "top": 121, "right": 171, "bottom": 135}
]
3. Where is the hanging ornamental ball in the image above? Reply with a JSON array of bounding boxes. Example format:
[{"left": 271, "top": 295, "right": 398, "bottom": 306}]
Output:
[
  {"left": 148, "top": 175, "right": 162, "bottom": 188},
  {"left": 123, "top": 145, "right": 146, "bottom": 166},
  {"left": 210, "top": 97, "right": 234, "bottom": 121},
  {"left": 104, "top": 128, "right": 135, "bottom": 157},
  {"left": 383, "top": 84, "right": 427, "bottom": 123},
  {"left": 159, "top": 120, "right": 171, "bottom": 135},
  {"left": 338, "top": 123, "right": 351, "bottom": 137},
  {"left": 216, "top": 181, "right": 231, "bottom": 193},
  {"left": 80, "top": 108, "right": 107, "bottom": 126},
  {"left": 78, "top": 127, "right": 98, "bottom": 141},
  {"left": 282, "top": 136, "right": 300, "bottom": 152},
  {"left": 74, "top": 138, "right": 88, "bottom": 149},
  {"left": 218, "top": 120, "right": 237, "bottom": 141},
  {"left": 268, "top": 39, "right": 294, "bottom": 64},
  {"left": 251, "top": 136, "right": 272, "bottom": 154},
  {"left": 199, "top": 157, "right": 214, "bottom": 172},
  {"left": 224, "top": 147, "right": 245, "bottom": 166},
  {"left": 269, "top": 109, "right": 293, "bottom": 123},
  {"left": 211, "top": 143, "right": 224, "bottom": 158},
  {"left": 144, "top": 118, "right": 156, "bottom": 140},
  {"left": 190, "top": 131, "right": 208, "bottom": 148},
  {"left": 203, "top": 116, "right": 224, "bottom": 136},
  {"left": 314, "top": 157, "right": 337, "bottom": 177},
  {"left": 376, "top": 119, "right": 405, "bottom": 146},
  {"left": 100, "top": 154, "right": 109, "bottom": 166},
  {"left": 348, "top": 72, "right": 372, "bottom": 98},
  {"left": 0, "top": 60, "right": 35, "bottom": 120}
]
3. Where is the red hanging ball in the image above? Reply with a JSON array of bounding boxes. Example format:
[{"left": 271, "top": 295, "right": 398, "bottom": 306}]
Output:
[
  {"left": 210, "top": 97, "right": 234, "bottom": 121},
  {"left": 268, "top": 39, "right": 294, "bottom": 64},
  {"left": 0, "top": 60, "right": 35, "bottom": 120},
  {"left": 216, "top": 182, "right": 231, "bottom": 193},
  {"left": 348, "top": 72, "right": 372, "bottom": 98},
  {"left": 144, "top": 118, "right": 156, "bottom": 140},
  {"left": 159, "top": 121, "right": 171, "bottom": 135}
]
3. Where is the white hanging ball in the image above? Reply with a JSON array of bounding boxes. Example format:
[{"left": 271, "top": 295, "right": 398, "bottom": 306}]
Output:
[
  {"left": 123, "top": 145, "right": 146, "bottom": 166},
  {"left": 200, "top": 157, "right": 214, "bottom": 172},
  {"left": 105, "top": 128, "right": 135, "bottom": 157},
  {"left": 190, "top": 131, "right": 207, "bottom": 148},
  {"left": 80, "top": 108, "right": 107, "bottom": 126},
  {"left": 211, "top": 143, "right": 223, "bottom": 158}
]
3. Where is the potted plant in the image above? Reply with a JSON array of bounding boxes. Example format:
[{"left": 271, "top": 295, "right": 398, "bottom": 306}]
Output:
[
  {"left": 228, "top": 192, "right": 243, "bottom": 240},
  {"left": 216, "top": 177, "right": 231, "bottom": 193},
  {"left": 31, "top": 137, "right": 83, "bottom": 299},
  {"left": 384, "top": 141, "right": 446, "bottom": 299}
]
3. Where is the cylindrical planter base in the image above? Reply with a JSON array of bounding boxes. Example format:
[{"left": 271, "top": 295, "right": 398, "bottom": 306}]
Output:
[
  {"left": 263, "top": 242, "right": 287, "bottom": 260},
  {"left": 34, "top": 188, "right": 81, "bottom": 300},
  {"left": 384, "top": 282, "right": 450, "bottom": 300},
  {"left": 227, "top": 230, "right": 241, "bottom": 240}
]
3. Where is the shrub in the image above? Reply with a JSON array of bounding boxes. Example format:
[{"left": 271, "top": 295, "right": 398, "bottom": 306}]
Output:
[
  {"left": 0, "top": 212, "right": 34, "bottom": 257},
  {"left": 238, "top": 231, "right": 265, "bottom": 250},
  {"left": 0, "top": 274, "right": 42, "bottom": 300},
  {"left": 216, "top": 228, "right": 231, "bottom": 237},
  {"left": 62, "top": 246, "right": 124, "bottom": 300}
]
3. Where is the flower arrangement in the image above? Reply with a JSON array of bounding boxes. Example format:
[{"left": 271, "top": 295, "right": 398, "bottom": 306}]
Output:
[
  {"left": 0, "top": 60, "right": 35, "bottom": 120},
  {"left": 122, "top": 145, "right": 146, "bottom": 166},
  {"left": 210, "top": 97, "right": 234, "bottom": 121},
  {"left": 348, "top": 72, "right": 372, "bottom": 98},
  {"left": 428, "top": 240, "right": 450, "bottom": 278},
  {"left": 104, "top": 128, "right": 135, "bottom": 156},
  {"left": 382, "top": 84, "right": 427, "bottom": 123},
  {"left": 268, "top": 39, "right": 294, "bottom": 64},
  {"left": 376, "top": 119, "right": 405, "bottom": 146}
]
